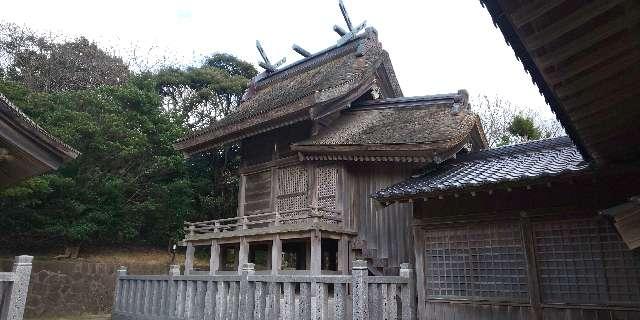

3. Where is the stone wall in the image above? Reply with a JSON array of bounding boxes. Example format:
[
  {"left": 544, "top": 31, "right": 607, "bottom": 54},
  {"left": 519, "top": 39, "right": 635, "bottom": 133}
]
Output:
[{"left": 0, "top": 259, "right": 166, "bottom": 318}]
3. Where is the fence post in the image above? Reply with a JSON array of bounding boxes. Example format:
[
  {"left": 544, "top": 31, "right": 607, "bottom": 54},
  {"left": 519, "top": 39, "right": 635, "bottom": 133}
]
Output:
[
  {"left": 399, "top": 263, "right": 416, "bottom": 320},
  {"left": 169, "top": 264, "right": 181, "bottom": 276},
  {"left": 239, "top": 263, "right": 255, "bottom": 320},
  {"left": 113, "top": 266, "right": 127, "bottom": 312},
  {"left": 352, "top": 259, "right": 368, "bottom": 320},
  {"left": 3, "top": 255, "right": 33, "bottom": 320}
]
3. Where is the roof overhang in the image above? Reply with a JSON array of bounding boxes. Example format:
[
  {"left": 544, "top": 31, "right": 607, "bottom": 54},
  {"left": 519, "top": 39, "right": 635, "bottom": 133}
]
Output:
[
  {"left": 0, "top": 95, "right": 80, "bottom": 187},
  {"left": 480, "top": 0, "right": 640, "bottom": 165}
]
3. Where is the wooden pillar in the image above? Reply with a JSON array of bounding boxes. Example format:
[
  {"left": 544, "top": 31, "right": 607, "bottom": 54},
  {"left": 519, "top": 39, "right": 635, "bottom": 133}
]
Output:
[
  {"left": 310, "top": 230, "right": 322, "bottom": 275},
  {"left": 271, "top": 235, "right": 282, "bottom": 275},
  {"left": 412, "top": 225, "right": 426, "bottom": 319},
  {"left": 209, "top": 239, "right": 220, "bottom": 275},
  {"left": 238, "top": 237, "right": 249, "bottom": 273},
  {"left": 521, "top": 213, "right": 543, "bottom": 320},
  {"left": 184, "top": 242, "right": 195, "bottom": 275},
  {"left": 338, "top": 234, "right": 349, "bottom": 275}
]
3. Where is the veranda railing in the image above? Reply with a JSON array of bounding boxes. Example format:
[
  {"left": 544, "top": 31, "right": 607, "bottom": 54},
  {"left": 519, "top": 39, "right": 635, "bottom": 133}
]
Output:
[
  {"left": 0, "top": 255, "right": 33, "bottom": 320},
  {"left": 112, "top": 260, "right": 416, "bottom": 320},
  {"left": 184, "top": 206, "right": 344, "bottom": 235}
]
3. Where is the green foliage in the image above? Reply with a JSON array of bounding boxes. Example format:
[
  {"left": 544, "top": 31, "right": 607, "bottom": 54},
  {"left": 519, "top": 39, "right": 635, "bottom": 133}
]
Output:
[
  {"left": 0, "top": 80, "right": 191, "bottom": 245},
  {"left": 0, "top": 26, "right": 257, "bottom": 249},
  {"left": 496, "top": 114, "right": 545, "bottom": 147},
  {"left": 151, "top": 53, "right": 257, "bottom": 130},
  {"left": 508, "top": 114, "right": 542, "bottom": 141}
]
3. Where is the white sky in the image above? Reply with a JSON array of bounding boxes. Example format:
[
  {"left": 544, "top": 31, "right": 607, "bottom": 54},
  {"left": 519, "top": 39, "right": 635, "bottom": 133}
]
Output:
[{"left": 0, "top": 0, "right": 555, "bottom": 119}]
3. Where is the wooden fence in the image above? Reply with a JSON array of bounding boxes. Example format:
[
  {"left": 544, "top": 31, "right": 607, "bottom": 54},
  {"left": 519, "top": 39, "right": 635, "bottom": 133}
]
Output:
[
  {"left": 112, "top": 260, "right": 416, "bottom": 320},
  {"left": 0, "top": 255, "right": 32, "bottom": 320}
]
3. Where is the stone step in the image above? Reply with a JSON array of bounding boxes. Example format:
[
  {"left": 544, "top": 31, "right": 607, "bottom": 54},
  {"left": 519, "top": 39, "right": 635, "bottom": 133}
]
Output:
[
  {"left": 350, "top": 239, "right": 368, "bottom": 250},
  {"left": 371, "top": 257, "right": 388, "bottom": 268}
]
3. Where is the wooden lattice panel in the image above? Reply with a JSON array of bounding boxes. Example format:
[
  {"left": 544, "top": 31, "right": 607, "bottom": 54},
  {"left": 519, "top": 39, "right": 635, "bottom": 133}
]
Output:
[
  {"left": 316, "top": 165, "right": 339, "bottom": 224},
  {"left": 277, "top": 165, "right": 309, "bottom": 223},
  {"left": 423, "top": 223, "right": 529, "bottom": 302},
  {"left": 533, "top": 218, "right": 640, "bottom": 305}
]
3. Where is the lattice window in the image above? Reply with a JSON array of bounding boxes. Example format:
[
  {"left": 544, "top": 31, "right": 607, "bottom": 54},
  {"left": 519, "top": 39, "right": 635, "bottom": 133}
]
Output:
[
  {"left": 316, "top": 165, "right": 339, "bottom": 224},
  {"left": 277, "top": 165, "right": 309, "bottom": 223},
  {"left": 533, "top": 218, "right": 640, "bottom": 306},
  {"left": 423, "top": 222, "right": 529, "bottom": 302}
]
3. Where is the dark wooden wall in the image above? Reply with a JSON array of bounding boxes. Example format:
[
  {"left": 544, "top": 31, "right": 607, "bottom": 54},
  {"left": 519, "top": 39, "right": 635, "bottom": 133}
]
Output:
[
  {"left": 344, "top": 163, "right": 418, "bottom": 271},
  {"left": 411, "top": 170, "right": 640, "bottom": 320}
]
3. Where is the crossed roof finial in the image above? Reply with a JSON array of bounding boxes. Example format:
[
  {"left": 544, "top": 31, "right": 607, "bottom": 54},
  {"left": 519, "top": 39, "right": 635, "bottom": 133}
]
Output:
[
  {"left": 334, "top": 0, "right": 367, "bottom": 46},
  {"left": 256, "top": 40, "right": 286, "bottom": 73}
]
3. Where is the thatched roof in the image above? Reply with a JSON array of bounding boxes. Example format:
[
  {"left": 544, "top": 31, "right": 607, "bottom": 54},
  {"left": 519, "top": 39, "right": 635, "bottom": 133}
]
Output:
[
  {"left": 175, "top": 27, "right": 402, "bottom": 156},
  {"left": 292, "top": 92, "right": 487, "bottom": 162}
]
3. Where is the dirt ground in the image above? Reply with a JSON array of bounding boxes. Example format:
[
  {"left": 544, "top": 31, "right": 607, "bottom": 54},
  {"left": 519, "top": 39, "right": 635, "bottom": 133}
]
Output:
[{"left": 26, "top": 315, "right": 110, "bottom": 320}]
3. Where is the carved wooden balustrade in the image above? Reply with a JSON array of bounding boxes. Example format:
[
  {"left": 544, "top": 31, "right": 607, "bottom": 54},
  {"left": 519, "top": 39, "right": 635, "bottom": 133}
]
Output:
[{"left": 184, "top": 206, "right": 344, "bottom": 236}]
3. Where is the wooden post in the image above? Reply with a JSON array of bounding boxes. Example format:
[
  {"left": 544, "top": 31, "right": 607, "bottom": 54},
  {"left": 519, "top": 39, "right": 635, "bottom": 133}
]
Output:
[
  {"left": 114, "top": 266, "right": 127, "bottom": 313},
  {"left": 239, "top": 263, "right": 255, "bottom": 320},
  {"left": 400, "top": 263, "right": 416, "bottom": 320},
  {"left": 412, "top": 225, "right": 426, "bottom": 319},
  {"left": 310, "top": 230, "right": 322, "bottom": 275},
  {"left": 338, "top": 234, "right": 349, "bottom": 275},
  {"left": 521, "top": 214, "right": 543, "bottom": 320},
  {"left": 271, "top": 235, "right": 282, "bottom": 275},
  {"left": 210, "top": 239, "right": 220, "bottom": 275},
  {"left": 184, "top": 242, "right": 194, "bottom": 275},
  {"left": 352, "top": 259, "right": 368, "bottom": 320},
  {"left": 238, "top": 238, "right": 249, "bottom": 273}
]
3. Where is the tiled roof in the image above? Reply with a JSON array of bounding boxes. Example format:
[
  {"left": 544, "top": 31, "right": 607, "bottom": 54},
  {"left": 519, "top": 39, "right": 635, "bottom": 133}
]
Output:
[
  {"left": 291, "top": 91, "right": 487, "bottom": 162},
  {"left": 174, "top": 28, "right": 402, "bottom": 155},
  {"left": 374, "top": 136, "right": 589, "bottom": 200}
]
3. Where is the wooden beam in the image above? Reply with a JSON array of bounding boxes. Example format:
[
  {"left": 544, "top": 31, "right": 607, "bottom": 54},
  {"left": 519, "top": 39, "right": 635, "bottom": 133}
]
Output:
[
  {"left": 536, "top": 11, "right": 636, "bottom": 68},
  {"left": 210, "top": 240, "right": 220, "bottom": 275},
  {"left": 562, "top": 64, "right": 640, "bottom": 111},
  {"left": 271, "top": 235, "right": 282, "bottom": 275},
  {"left": 184, "top": 242, "right": 194, "bottom": 275},
  {"left": 238, "top": 237, "right": 248, "bottom": 272},
  {"left": 338, "top": 234, "right": 349, "bottom": 275},
  {"left": 544, "top": 34, "right": 633, "bottom": 85},
  {"left": 555, "top": 50, "right": 640, "bottom": 99},
  {"left": 510, "top": 0, "right": 565, "bottom": 29},
  {"left": 310, "top": 230, "right": 322, "bottom": 275},
  {"left": 412, "top": 225, "right": 426, "bottom": 317},
  {"left": 525, "top": 0, "right": 625, "bottom": 50}
]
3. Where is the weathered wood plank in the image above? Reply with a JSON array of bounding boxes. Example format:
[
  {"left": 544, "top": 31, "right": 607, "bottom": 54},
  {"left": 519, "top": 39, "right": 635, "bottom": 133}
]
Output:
[
  {"left": 299, "top": 282, "right": 312, "bottom": 320},
  {"left": 524, "top": 0, "right": 625, "bottom": 50}
]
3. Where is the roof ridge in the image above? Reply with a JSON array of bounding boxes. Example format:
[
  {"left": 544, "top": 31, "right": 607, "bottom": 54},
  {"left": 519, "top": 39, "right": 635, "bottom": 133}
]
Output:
[
  {"left": 455, "top": 136, "right": 574, "bottom": 162},
  {"left": 252, "top": 28, "right": 377, "bottom": 89}
]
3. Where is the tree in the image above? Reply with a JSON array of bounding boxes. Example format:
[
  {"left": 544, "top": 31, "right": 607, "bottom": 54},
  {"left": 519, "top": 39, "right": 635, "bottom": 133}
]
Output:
[
  {"left": 150, "top": 54, "right": 257, "bottom": 130},
  {"left": 0, "top": 22, "right": 130, "bottom": 92},
  {"left": 0, "top": 80, "right": 191, "bottom": 248},
  {"left": 473, "top": 95, "right": 564, "bottom": 147}
]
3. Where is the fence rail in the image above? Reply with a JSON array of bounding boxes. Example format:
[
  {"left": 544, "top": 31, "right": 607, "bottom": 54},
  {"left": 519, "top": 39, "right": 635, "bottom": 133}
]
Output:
[
  {"left": 112, "top": 260, "right": 415, "bottom": 320},
  {"left": 184, "top": 206, "right": 344, "bottom": 235},
  {"left": 0, "top": 255, "right": 33, "bottom": 320}
]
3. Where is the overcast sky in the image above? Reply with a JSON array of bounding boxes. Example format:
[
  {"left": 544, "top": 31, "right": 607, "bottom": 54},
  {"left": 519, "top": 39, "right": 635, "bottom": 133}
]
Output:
[{"left": 1, "top": 0, "right": 555, "bottom": 119}]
